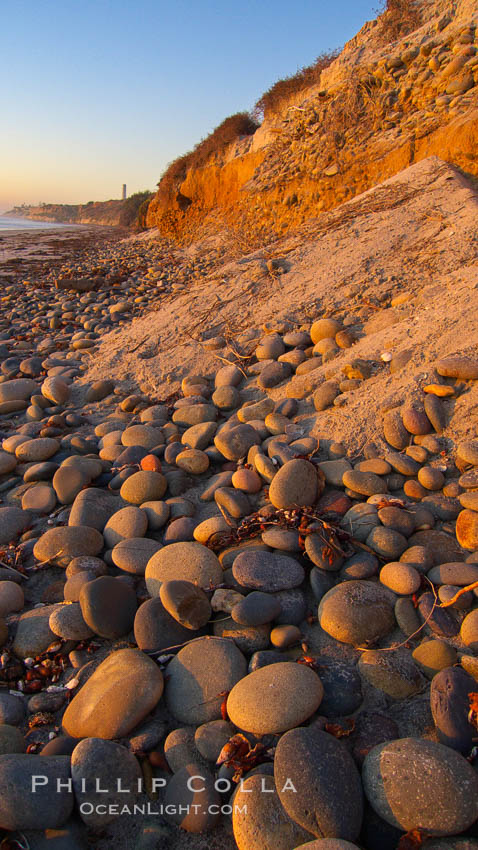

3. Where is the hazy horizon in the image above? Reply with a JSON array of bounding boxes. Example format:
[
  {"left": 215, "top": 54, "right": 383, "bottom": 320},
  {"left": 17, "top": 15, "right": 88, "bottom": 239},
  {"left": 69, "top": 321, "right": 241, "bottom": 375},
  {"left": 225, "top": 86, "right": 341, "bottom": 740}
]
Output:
[{"left": 1, "top": 0, "right": 378, "bottom": 211}]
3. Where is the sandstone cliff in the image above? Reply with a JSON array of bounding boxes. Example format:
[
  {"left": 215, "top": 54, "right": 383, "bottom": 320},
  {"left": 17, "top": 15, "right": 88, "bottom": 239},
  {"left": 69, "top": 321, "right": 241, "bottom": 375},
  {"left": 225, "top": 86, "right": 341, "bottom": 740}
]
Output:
[
  {"left": 8, "top": 199, "right": 127, "bottom": 227},
  {"left": 146, "top": 0, "right": 478, "bottom": 242}
]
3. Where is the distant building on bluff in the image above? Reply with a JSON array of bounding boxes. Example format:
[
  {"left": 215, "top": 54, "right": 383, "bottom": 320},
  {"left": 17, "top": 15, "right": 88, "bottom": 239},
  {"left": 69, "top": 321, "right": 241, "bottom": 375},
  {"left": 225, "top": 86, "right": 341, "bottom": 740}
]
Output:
[{"left": 122, "top": 184, "right": 127, "bottom": 200}]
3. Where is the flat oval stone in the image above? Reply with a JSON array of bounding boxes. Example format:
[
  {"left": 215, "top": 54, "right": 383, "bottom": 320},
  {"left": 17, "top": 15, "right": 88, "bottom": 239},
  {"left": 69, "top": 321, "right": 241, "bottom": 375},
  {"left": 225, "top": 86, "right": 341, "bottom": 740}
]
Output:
[
  {"left": 21, "top": 483, "right": 56, "bottom": 513},
  {"left": 436, "top": 356, "right": 478, "bottom": 380},
  {"left": 12, "top": 604, "right": 60, "bottom": 658},
  {"left": 380, "top": 562, "right": 421, "bottom": 595},
  {"left": 0, "top": 581, "right": 24, "bottom": 617},
  {"left": 111, "top": 537, "right": 162, "bottom": 574},
  {"left": 165, "top": 636, "right": 247, "bottom": 724},
  {"left": 214, "top": 423, "right": 260, "bottom": 461},
  {"left": 366, "top": 527, "right": 408, "bottom": 559},
  {"left": 275, "top": 726, "right": 363, "bottom": 840},
  {"left": 145, "top": 542, "right": 222, "bottom": 595},
  {"left": 53, "top": 466, "right": 90, "bottom": 504},
  {"left": 341, "top": 503, "right": 379, "bottom": 541},
  {"left": 233, "top": 550, "right": 304, "bottom": 592},
  {"left": 460, "top": 608, "right": 478, "bottom": 651},
  {"left": 383, "top": 408, "right": 409, "bottom": 450},
  {"left": 134, "top": 597, "right": 195, "bottom": 652},
  {"left": 163, "top": 763, "right": 220, "bottom": 833},
  {"left": 68, "top": 487, "right": 119, "bottom": 531},
  {"left": 362, "top": 737, "right": 478, "bottom": 834},
  {"left": 430, "top": 667, "right": 476, "bottom": 754},
  {"left": 0, "top": 754, "right": 73, "bottom": 830},
  {"left": 408, "top": 530, "right": 464, "bottom": 565},
  {"left": 358, "top": 648, "right": 423, "bottom": 698},
  {"left": 16, "top": 438, "right": 60, "bottom": 462},
  {"left": 318, "top": 581, "right": 395, "bottom": 646},
  {"left": 418, "top": 592, "right": 459, "bottom": 637},
  {"left": 159, "top": 580, "right": 211, "bottom": 629},
  {"left": 233, "top": 773, "right": 314, "bottom": 850},
  {"left": 456, "top": 509, "right": 478, "bottom": 551},
  {"left": 428, "top": 562, "right": 478, "bottom": 586},
  {"left": 227, "top": 662, "right": 323, "bottom": 734},
  {"left": 412, "top": 640, "right": 457, "bottom": 678},
  {"left": 33, "top": 525, "right": 103, "bottom": 567},
  {"left": 231, "top": 591, "right": 282, "bottom": 626},
  {"left": 268, "top": 459, "right": 321, "bottom": 509},
  {"left": 62, "top": 648, "right": 163, "bottom": 738},
  {"left": 79, "top": 576, "right": 137, "bottom": 638},
  {"left": 342, "top": 470, "right": 387, "bottom": 496},
  {"left": 120, "top": 470, "right": 167, "bottom": 504},
  {"left": 71, "top": 737, "right": 142, "bottom": 827},
  {"left": 49, "top": 602, "right": 94, "bottom": 640},
  {"left": 103, "top": 505, "right": 148, "bottom": 547},
  {"left": 316, "top": 661, "right": 363, "bottom": 716}
]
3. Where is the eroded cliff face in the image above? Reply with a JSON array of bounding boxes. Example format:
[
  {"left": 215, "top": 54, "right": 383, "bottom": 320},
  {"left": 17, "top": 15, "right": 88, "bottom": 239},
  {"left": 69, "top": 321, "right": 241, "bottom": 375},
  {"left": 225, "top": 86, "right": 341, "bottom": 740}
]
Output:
[{"left": 146, "top": 0, "right": 478, "bottom": 241}]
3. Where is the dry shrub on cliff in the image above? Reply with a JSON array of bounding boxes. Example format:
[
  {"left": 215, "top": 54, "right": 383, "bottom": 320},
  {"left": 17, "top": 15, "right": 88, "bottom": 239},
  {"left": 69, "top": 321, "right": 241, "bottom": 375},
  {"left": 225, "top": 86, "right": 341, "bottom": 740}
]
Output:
[
  {"left": 156, "top": 112, "right": 259, "bottom": 205},
  {"left": 377, "top": 0, "right": 422, "bottom": 42},
  {"left": 254, "top": 50, "right": 340, "bottom": 120}
]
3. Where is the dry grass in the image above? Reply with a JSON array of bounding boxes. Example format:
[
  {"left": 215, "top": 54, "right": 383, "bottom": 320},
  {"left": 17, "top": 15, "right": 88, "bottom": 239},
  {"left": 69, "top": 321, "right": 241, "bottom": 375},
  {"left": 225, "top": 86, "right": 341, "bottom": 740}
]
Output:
[
  {"left": 377, "top": 0, "right": 422, "bottom": 42},
  {"left": 155, "top": 113, "right": 259, "bottom": 206},
  {"left": 253, "top": 50, "right": 340, "bottom": 120}
]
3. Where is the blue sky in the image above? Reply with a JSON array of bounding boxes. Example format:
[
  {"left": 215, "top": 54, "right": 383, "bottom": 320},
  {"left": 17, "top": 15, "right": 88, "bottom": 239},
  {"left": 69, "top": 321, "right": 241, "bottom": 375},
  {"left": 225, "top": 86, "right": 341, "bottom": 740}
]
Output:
[{"left": 0, "top": 0, "right": 378, "bottom": 209}]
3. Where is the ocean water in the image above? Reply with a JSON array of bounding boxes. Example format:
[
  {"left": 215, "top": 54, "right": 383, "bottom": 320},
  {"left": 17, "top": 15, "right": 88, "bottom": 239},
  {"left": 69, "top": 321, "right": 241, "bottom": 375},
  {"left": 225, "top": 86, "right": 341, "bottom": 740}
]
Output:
[{"left": 0, "top": 216, "right": 78, "bottom": 231}]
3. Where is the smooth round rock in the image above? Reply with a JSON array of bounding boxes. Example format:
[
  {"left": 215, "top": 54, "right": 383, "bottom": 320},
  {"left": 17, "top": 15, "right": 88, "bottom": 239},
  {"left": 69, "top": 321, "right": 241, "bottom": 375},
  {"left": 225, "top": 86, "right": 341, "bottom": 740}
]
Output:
[
  {"left": 0, "top": 724, "right": 25, "bottom": 755},
  {"left": 316, "top": 661, "right": 363, "bottom": 717},
  {"left": 412, "top": 639, "right": 457, "bottom": 678},
  {"left": 79, "top": 576, "right": 137, "bottom": 638},
  {"left": 269, "top": 458, "right": 321, "bottom": 510},
  {"left": 145, "top": 542, "right": 222, "bottom": 595},
  {"left": 120, "top": 470, "right": 167, "bottom": 504},
  {"left": 12, "top": 604, "right": 59, "bottom": 658},
  {"left": 0, "top": 507, "right": 31, "bottom": 544},
  {"left": 0, "top": 581, "right": 24, "bottom": 617},
  {"left": 68, "top": 487, "right": 119, "bottom": 531},
  {"left": 62, "top": 648, "right": 164, "bottom": 739},
  {"left": 0, "top": 754, "right": 73, "bottom": 830},
  {"left": 318, "top": 581, "right": 395, "bottom": 646},
  {"left": 233, "top": 773, "right": 314, "bottom": 850},
  {"left": 22, "top": 483, "right": 57, "bottom": 513},
  {"left": 159, "top": 580, "right": 211, "bottom": 629},
  {"left": 165, "top": 636, "right": 247, "bottom": 724},
  {"left": 163, "top": 764, "right": 220, "bottom": 833},
  {"left": 134, "top": 597, "right": 195, "bottom": 652},
  {"left": 72, "top": 737, "right": 142, "bottom": 826},
  {"left": 358, "top": 649, "right": 423, "bottom": 698},
  {"left": 111, "top": 537, "right": 162, "bottom": 575},
  {"left": 49, "top": 602, "right": 94, "bottom": 640},
  {"left": 310, "top": 319, "right": 341, "bottom": 343},
  {"left": 33, "top": 525, "right": 103, "bottom": 567},
  {"left": 379, "top": 562, "right": 421, "bottom": 595},
  {"left": 366, "top": 527, "right": 408, "bottom": 559},
  {"left": 231, "top": 591, "right": 281, "bottom": 626},
  {"left": 362, "top": 737, "right": 478, "bottom": 835},
  {"left": 430, "top": 667, "right": 476, "bottom": 754},
  {"left": 460, "top": 608, "right": 478, "bottom": 651},
  {"left": 383, "top": 409, "right": 409, "bottom": 450},
  {"left": 233, "top": 550, "right": 304, "bottom": 592},
  {"left": 103, "top": 505, "right": 148, "bottom": 547},
  {"left": 275, "top": 725, "right": 363, "bottom": 840},
  {"left": 214, "top": 424, "right": 259, "bottom": 461},
  {"left": 16, "top": 437, "right": 60, "bottom": 462},
  {"left": 456, "top": 509, "right": 478, "bottom": 551},
  {"left": 227, "top": 662, "right": 323, "bottom": 735}
]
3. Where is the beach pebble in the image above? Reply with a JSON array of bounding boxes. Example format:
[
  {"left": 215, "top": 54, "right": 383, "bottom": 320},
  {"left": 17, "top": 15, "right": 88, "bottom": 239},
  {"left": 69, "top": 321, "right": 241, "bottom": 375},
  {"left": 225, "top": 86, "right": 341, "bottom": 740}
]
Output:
[
  {"left": 49, "top": 602, "right": 94, "bottom": 640},
  {"left": 165, "top": 636, "right": 246, "bottom": 724},
  {"left": 379, "top": 562, "right": 421, "bottom": 595},
  {"left": 358, "top": 648, "right": 423, "bottom": 698},
  {"left": 233, "top": 550, "right": 304, "bottom": 592},
  {"left": 0, "top": 693, "right": 25, "bottom": 725},
  {"left": 134, "top": 596, "right": 194, "bottom": 652},
  {"left": 318, "top": 581, "right": 395, "bottom": 646},
  {"left": 0, "top": 581, "right": 24, "bottom": 617},
  {"left": 231, "top": 591, "right": 281, "bottom": 625},
  {"left": 120, "top": 470, "right": 167, "bottom": 504},
  {"left": 0, "top": 725, "right": 25, "bottom": 756},
  {"left": 163, "top": 764, "right": 220, "bottom": 833},
  {"left": 68, "top": 487, "right": 119, "bottom": 531},
  {"left": 12, "top": 604, "right": 59, "bottom": 658},
  {"left": 0, "top": 506, "right": 31, "bottom": 544},
  {"left": 274, "top": 725, "right": 363, "bottom": 840},
  {"left": 227, "top": 661, "right": 323, "bottom": 734},
  {"left": 79, "top": 575, "right": 136, "bottom": 638},
  {"left": 194, "top": 719, "right": 234, "bottom": 762},
  {"left": 362, "top": 737, "right": 478, "bottom": 834},
  {"left": 112, "top": 537, "right": 162, "bottom": 574},
  {"left": 33, "top": 525, "right": 103, "bottom": 567},
  {"left": 412, "top": 639, "right": 457, "bottom": 677},
  {"left": 430, "top": 666, "right": 476, "bottom": 754},
  {"left": 62, "top": 648, "right": 163, "bottom": 738},
  {"left": 159, "top": 580, "right": 211, "bottom": 629},
  {"left": 233, "top": 773, "right": 314, "bottom": 850},
  {"left": 103, "top": 505, "right": 148, "bottom": 547},
  {"left": 0, "top": 754, "right": 73, "bottom": 830},
  {"left": 145, "top": 541, "right": 222, "bottom": 595},
  {"left": 72, "top": 738, "right": 141, "bottom": 827}
]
